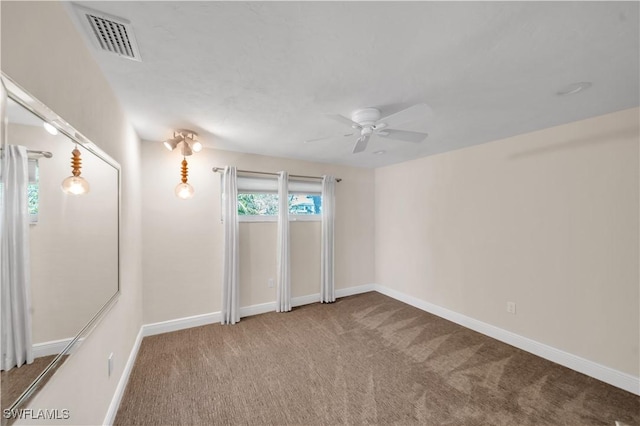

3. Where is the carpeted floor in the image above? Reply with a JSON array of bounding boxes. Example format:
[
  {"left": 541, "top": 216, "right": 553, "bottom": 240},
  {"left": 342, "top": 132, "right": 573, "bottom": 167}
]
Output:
[
  {"left": 115, "top": 292, "right": 639, "bottom": 425},
  {"left": 1, "top": 355, "right": 57, "bottom": 411}
]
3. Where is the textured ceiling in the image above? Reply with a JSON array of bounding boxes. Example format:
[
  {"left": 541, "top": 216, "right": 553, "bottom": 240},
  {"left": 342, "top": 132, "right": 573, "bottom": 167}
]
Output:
[{"left": 66, "top": 1, "right": 639, "bottom": 168}]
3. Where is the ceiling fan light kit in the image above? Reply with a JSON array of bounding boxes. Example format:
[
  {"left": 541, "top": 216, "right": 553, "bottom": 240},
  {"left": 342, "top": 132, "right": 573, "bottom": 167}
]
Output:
[{"left": 313, "top": 104, "right": 432, "bottom": 154}]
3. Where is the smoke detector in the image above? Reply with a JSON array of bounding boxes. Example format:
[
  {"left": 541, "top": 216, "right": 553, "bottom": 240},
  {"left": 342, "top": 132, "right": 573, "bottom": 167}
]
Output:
[{"left": 74, "top": 5, "right": 142, "bottom": 62}]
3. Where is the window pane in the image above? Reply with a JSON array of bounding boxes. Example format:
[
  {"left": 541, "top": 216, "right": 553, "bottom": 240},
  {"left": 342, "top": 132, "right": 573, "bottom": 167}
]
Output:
[
  {"left": 238, "top": 193, "right": 278, "bottom": 215},
  {"left": 289, "top": 194, "right": 322, "bottom": 215},
  {"left": 28, "top": 183, "right": 39, "bottom": 216},
  {"left": 237, "top": 193, "right": 322, "bottom": 216}
]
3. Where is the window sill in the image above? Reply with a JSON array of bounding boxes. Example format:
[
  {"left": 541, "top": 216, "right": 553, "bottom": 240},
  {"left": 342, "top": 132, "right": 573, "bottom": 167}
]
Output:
[{"left": 238, "top": 215, "right": 321, "bottom": 223}]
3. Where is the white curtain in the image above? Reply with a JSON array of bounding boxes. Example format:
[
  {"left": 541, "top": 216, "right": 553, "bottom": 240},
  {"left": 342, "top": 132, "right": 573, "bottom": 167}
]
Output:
[
  {"left": 1, "top": 145, "right": 34, "bottom": 371},
  {"left": 221, "top": 166, "right": 240, "bottom": 325},
  {"left": 276, "top": 171, "right": 291, "bottom": 312},
  {"left": 320, "top": 175, "right": 336, "bottom": 303}
]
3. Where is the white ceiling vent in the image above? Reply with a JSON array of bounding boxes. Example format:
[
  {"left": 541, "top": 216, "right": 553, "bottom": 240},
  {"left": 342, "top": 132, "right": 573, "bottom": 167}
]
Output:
[{"left": 74, "top": 5, "right": 142, "bottom": 62}]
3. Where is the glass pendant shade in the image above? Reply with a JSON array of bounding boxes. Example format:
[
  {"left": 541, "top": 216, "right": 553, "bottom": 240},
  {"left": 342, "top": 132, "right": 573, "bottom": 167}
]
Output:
[
  {"left": 175, "top": 182, "right": 195, "bottom": 199},
  {"left": 175, "top": 157, "right": 194, "bottom": 199},
  {"left": 61, "top": 176, "right": 90, "bottom": 195},
  {"left": 62, "top": 146, "right": 90, "bottom": 195}
]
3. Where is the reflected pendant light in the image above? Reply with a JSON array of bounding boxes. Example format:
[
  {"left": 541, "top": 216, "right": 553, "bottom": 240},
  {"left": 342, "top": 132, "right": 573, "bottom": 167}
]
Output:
[
  {"left": 175, "top": 157, "right": 194, "bottom": 199},
  {"left": 61, "top": 146, "right": 90, "bottom": 195}
]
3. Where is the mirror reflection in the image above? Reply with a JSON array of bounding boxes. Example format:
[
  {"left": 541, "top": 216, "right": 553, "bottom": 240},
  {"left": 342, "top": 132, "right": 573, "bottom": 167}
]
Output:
[{"left": 0, "top": 96, "right": 119, "bottom": 413}]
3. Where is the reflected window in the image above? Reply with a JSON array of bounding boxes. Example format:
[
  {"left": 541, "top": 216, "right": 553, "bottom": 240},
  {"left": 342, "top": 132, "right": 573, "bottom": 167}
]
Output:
[
  {"left": 0, "top": 158, "right": 39, "bottom": 223},
  {"left": 28, "top": 159, "right": 39, "bottom": 223}
]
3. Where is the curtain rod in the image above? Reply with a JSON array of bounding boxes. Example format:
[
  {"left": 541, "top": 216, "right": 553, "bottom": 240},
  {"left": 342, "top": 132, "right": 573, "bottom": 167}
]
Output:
[
  {"left": 0, "top": 147, "right": 53, "bottom": 158},
  {"left": 211, "top": 167, "right": 341, "bottom": 182}
]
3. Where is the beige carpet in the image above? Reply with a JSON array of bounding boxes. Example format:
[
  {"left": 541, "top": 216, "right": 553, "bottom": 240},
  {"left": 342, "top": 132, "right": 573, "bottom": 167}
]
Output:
[
  {"left": 115, "top": 292, "right": 639, "bottom": 425},
  {"left": 1, "top": 355, "right": 57, "bottom": 411}
]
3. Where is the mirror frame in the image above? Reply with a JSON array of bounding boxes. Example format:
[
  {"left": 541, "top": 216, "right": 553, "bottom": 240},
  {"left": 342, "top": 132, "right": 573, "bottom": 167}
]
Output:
[{"left": 0, "top": 72, "right": 121, "bottom": 418}]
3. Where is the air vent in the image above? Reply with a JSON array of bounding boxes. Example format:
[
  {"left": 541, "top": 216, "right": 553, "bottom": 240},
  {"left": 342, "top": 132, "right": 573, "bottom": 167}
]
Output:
[{"left": 75, "top": 5, "right": 142, "bottom": 62}]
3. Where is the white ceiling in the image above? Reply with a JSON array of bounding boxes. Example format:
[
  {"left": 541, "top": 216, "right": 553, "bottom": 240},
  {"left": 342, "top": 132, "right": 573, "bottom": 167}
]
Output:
[{"left": 67, "top": 1, "right": 639, "bottom": 168}]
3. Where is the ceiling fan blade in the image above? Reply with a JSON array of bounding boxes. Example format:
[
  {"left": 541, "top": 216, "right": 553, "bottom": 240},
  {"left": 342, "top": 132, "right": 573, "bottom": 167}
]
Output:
[
  {"left": 352, "top": 135, "right": 369, "bottom": 153},
  {"left": 378, "top": 104, "right": 432, "bottom": 128},
  {"left": 326, "top": 114, "right": 362, "bottom": 129},
  {"left": 377, "top": 129, "right": 428, "bottom": 143},
  {"left": 304, "top": 133, "right": 353, "bottom": 143}
]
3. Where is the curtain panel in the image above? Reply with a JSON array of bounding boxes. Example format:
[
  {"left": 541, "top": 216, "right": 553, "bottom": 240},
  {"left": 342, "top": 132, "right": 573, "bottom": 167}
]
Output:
[
  {"left": 320, "top": 175, "right": 336, "bottom": 303},
  {"left": 221, "top": 166, "right": 240, "bottom": 325},
  {"left": 276, "top": 171, "right": 291, "bottom": 312},
  {"left": 1, "top": 145, "right": 34, "bottom": 370}
]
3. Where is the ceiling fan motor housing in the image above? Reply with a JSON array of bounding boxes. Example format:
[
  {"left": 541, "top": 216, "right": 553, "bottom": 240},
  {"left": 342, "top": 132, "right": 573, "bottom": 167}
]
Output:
[{"left": 351, "top": 108, "right": 381, "bottom": 127}]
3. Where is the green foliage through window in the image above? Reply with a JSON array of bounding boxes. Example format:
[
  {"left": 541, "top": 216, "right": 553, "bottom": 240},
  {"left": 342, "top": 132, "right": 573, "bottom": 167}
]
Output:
[
  {"left": 238, "top": 193, "right": 322, "bottom": 216},
  {"left": 28, "top": 184, "right": 38, "bottom": 217},
  {"left": 238, "top": 193, "right": 279, "bottom": 215}
]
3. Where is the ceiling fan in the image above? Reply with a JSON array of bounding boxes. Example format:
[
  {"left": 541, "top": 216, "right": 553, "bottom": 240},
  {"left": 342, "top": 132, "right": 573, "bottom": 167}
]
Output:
[{"left": 306, "top": 104, "right": 432, "bottom": 154}]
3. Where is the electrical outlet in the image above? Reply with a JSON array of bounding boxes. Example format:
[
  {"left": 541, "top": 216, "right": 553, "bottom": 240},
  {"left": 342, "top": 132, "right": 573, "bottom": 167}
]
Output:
[
  {"left": 108, "top": 353, "right": 114, "bottom": 377},
  {"left": 507, "top": 302, "right": 516, "bottom": 315},
  {"left": 268, "top": 278, "right": 274, "bottom": 288}
]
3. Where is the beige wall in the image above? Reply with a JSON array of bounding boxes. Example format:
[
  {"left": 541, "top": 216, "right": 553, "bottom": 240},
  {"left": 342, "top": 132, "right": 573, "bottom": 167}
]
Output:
[
  {"left": 141, "top": 143, "right": 375, "bottom": 323},
  {"left": 375, "top": 107, "right": 639, "bottom": 376},
  {"left": 2, "top": 4, "right": 636, "bottom": 423},
  {"left": 7, "top": 123, "right": 119, "bottom": 345},
  {"left": 2, "top": 1, "right": 143, "bottom": 424}
]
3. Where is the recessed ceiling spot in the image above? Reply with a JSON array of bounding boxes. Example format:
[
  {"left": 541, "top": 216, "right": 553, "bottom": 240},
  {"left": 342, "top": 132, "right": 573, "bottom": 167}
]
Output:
[{"left": 557, "top": 82, "right": 592, "bottom": 96}]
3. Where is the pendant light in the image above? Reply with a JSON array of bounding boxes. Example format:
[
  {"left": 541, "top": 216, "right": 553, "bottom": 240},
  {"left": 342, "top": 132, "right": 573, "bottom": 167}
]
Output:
[
  {"left": 61, "top": 145, "right": 90, "bottom": 195},
  {"left": 175, "top": 157, "right": 194, "bottom": 199}
]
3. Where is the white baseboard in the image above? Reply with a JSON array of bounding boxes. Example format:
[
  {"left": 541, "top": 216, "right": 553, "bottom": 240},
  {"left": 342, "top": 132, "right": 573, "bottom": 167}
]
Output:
[
  {"left": 337, "top": 283, "right": 375, "bottom": 298},
  {"left": 142, "top": 311, "right": 221, "bottom": 337},
  {"left": 32, "top": 338, "right": 73, "bottom": 358},
  {"left": 103, "top": 327, "right": 143, "bottom": 426},
  {"left": 373, "top": 284, "right": 640, "bottom": 396},
  {"left": 141, "top": 284, "right": 375, "bottom": 338}
]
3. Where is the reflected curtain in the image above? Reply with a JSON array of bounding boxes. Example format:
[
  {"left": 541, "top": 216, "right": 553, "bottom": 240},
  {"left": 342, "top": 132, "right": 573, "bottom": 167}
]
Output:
[
  {"left": 1, "top": 145, "right": 34, "bottom": 371},
  {"left": 320, "top": 175, "right": 336, "bottom": 303},
  {"left": 221, "top": 166, "right": 240, "bottom": 325},
  {"left": 276, "top": 171, "right": 291, "bottom": 312}
]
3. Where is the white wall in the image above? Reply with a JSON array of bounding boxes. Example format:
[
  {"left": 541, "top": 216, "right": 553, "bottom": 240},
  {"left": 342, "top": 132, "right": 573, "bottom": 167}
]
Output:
[
  {"left": 141, "top": 142, "right": 375, "bottom": 324},
  {"left": 7, "top": 123, "right": 119, "bottom": 345},
  {"left": 2, "top": 1, "right": 142, "bottom": 424},
  {"left": 375, "top": 107, "right": 639, "bottom": 377}
]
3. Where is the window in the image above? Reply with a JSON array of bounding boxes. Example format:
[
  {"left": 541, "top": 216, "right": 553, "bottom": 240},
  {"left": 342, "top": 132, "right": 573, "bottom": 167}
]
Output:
[
  {"left": 28, "top": 159, "right": 39, "bottom": 223},
  {"left": 289, "top": 194, "right": 322, "bottom": 215},
  {"left": 238, "top": 193, "right": 278, "bottom": 216},
  {"left": 234, "top": 176, "right": 322, "bottom": 222},
  {"left": 0, "top": 158, "right": 39, "bottom": 224}
]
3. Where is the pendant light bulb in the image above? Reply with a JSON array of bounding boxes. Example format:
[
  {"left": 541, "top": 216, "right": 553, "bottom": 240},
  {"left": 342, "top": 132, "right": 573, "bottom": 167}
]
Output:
[
  {"left": 62, "top": 176, "right": 90, "bottom": 195},
  {"left": 175, "top": 158, "right": 194, "bottom": 199},
  {"left": 61, "top": 146, "right": 90, "bottom": 195},
  {"left": 175, "top": 182, "right": 195, "bottom": 199}
]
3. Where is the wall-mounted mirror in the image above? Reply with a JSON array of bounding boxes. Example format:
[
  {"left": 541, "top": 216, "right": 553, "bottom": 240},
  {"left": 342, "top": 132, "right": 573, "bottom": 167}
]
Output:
[{"left": 0, "top": 74, "right": 120, "bottom": 422}]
